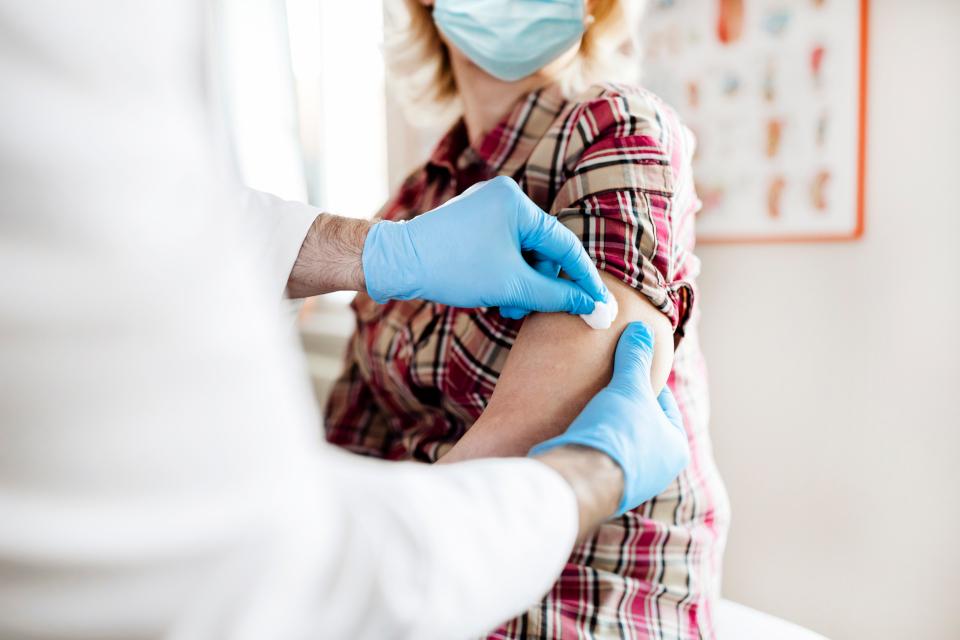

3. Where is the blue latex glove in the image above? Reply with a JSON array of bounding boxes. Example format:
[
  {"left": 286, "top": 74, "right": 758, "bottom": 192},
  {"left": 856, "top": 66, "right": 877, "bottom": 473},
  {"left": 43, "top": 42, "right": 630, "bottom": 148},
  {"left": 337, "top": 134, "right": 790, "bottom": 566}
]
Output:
[
  {"left": 362, "top": 176, "right": 607, "bottom": 314},
  {"left": 499, "top": 255, "right": 560, "bottom": 320},
  {"left": 529, "top": 322, "right": 690, "bottom": 516}
]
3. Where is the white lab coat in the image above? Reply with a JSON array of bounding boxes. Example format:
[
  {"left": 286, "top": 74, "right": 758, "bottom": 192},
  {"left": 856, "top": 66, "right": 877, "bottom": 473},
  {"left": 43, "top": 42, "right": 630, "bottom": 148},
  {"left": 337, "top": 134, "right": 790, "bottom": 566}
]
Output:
[{"left": 0, "top": 2, "right": 578, "bottom": 639}]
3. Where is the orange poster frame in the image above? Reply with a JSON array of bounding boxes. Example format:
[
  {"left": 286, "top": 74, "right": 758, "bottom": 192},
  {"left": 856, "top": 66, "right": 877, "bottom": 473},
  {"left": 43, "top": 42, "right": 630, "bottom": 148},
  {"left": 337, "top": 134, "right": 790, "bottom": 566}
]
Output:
[{"left": 698, "top": 0, "right": 869, "bottom": 245}]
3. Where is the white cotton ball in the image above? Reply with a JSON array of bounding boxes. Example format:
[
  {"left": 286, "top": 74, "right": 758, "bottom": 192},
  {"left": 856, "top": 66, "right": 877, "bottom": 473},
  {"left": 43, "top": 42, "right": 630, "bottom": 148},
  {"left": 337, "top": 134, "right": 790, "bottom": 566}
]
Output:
[{"left": 579, "top": 295, "right": 618, "bottom": 330}]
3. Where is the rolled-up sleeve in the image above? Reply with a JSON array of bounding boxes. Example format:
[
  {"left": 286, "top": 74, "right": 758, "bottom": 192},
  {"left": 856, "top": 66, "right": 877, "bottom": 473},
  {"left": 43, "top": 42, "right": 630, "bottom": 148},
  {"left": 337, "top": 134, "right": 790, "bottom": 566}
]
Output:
[{"left": 548, "top": 93, "right": 700, "bottom": 340}]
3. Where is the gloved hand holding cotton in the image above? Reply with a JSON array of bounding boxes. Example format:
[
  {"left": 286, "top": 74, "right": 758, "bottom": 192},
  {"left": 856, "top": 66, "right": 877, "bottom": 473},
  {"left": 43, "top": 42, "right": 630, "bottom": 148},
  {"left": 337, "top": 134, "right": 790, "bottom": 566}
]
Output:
[{"left": 362, "top": 177, "right": 607, "bottom": 316}]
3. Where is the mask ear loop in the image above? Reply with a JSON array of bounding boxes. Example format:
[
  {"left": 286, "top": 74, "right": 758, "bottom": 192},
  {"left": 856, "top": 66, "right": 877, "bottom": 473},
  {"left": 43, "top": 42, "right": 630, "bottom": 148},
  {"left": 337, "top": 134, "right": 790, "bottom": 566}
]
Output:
[{"left": 584, "top": 14, "right": 596, "bottom": 27}]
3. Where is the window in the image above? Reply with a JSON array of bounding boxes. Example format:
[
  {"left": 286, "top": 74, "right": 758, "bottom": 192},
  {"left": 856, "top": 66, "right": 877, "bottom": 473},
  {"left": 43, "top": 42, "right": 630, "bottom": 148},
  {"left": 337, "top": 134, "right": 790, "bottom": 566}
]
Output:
[
  {"left": 287, "top": 0, "right": 389, "bottom": 218},
  {"left": 217, "top": 0, "right": 390, "bottom": 218}
]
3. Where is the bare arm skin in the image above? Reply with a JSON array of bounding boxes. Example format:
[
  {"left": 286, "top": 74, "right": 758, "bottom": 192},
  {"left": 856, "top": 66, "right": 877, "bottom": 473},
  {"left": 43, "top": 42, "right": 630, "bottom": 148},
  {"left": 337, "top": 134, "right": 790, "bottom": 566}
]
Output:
[
  {"left": 440, "top": 274, "right": 674, "bottom": 462},
  {"left": 286, "top": 214, "right": 372, "bottom": 298}
]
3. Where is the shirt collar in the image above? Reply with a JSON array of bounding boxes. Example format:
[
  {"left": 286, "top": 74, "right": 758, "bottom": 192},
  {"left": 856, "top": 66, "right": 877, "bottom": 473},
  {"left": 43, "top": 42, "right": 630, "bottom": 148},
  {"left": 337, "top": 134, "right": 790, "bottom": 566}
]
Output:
[{"left": 426, "top": 83, "right": 567, "bottom": 181}]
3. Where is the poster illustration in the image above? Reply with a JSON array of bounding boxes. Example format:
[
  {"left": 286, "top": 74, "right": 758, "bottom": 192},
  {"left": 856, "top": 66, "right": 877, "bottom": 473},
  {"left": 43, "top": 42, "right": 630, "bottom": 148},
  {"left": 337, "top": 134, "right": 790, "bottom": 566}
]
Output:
[{"left": 640, "top": 0, "right": 868, "bottom": 242}]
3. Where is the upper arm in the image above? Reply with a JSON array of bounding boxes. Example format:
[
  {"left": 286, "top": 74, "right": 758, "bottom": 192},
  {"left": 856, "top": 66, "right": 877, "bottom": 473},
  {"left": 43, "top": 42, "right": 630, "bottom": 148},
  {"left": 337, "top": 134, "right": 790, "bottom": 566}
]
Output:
[
  {"left": 441, "top": 273, "right": 672, "bottom": 461},
  {"left": 440, "top": 90, "right": 697, "bottom": 463}
]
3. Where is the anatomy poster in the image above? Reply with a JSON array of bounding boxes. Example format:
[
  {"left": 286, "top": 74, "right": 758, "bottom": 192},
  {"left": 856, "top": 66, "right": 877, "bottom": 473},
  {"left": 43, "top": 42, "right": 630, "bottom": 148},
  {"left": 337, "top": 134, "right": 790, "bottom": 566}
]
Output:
[{"left": 640, "top": 0, "right": 868, "bottom": 242}]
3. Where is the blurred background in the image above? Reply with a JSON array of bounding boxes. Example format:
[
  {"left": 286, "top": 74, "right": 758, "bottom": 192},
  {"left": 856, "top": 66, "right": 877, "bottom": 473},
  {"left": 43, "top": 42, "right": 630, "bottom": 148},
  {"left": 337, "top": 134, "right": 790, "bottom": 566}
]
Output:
[{"left": 218, "top": 0, "right": 959, "bottom": 637}]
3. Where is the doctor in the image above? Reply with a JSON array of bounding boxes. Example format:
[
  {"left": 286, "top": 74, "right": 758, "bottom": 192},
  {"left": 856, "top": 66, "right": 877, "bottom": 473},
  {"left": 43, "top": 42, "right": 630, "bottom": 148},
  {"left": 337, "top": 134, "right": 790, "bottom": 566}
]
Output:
[{"left": 0, "top": 2, "right": 688, "bottom": 639}]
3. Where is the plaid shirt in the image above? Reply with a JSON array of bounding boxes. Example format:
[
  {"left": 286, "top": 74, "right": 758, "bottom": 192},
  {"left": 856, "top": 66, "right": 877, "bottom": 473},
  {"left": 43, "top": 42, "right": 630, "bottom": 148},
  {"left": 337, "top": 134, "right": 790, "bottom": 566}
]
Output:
[{"left": 325, "top": 83, "right": 729, "bottom": 639}]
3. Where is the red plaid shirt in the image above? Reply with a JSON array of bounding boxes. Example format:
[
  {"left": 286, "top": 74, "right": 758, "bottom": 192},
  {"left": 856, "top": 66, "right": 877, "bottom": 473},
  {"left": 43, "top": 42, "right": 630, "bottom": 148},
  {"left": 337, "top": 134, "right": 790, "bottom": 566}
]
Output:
[{"left": 325, "top": 83, "right": 729, "bottom": 639}]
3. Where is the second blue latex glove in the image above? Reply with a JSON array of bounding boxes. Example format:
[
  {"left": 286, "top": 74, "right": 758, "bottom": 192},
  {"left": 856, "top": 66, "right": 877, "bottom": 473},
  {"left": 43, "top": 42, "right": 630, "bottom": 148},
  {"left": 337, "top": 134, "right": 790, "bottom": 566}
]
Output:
[
  {"left": 362, "top": 176, "right": 607, "bottom": 314},
  {"left": 529, "top": 321, "right": 690, "bottom": 516}
]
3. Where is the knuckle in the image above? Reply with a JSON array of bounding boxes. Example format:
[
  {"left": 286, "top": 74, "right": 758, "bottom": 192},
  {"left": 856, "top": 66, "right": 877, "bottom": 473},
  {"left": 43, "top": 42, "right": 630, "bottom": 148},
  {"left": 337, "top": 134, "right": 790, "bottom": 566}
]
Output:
[
  {"left": 490, "top": 175, "right": 517, "bottom": 195},
  {"left": 608, "top": 374, "right": 641, "bottom": 398}
]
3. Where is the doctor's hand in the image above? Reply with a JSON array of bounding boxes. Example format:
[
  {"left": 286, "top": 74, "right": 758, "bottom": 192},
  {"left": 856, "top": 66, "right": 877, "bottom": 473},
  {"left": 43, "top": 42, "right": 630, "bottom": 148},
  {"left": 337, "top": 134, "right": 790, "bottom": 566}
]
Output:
[
  {"left": 531, "top": 321, "right": 690, "bottom": 529},
  {"left": 361, "top": 176, "right": 607, "bottom": 314}
]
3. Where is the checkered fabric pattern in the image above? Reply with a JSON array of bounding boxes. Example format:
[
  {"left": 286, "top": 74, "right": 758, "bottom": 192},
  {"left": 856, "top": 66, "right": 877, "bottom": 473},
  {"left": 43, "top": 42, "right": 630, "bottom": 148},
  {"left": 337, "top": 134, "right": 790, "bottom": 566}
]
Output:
[{"left": 324, "top": 83, "right": 730, "bottom": 639}]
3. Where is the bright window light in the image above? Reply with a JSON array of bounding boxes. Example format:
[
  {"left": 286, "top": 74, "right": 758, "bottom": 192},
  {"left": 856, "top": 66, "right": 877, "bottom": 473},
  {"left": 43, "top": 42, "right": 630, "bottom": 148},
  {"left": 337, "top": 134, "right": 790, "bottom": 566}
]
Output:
[{"left": 286, "top": 0, "right": 388, "bottom": 219}]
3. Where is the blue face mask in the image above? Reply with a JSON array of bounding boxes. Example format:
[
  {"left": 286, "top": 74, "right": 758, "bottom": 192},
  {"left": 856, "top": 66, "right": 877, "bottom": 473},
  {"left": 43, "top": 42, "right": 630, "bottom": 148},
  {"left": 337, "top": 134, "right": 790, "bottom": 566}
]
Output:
[{"left": 433, "top": 0, "right": 586, "bottom": 82}]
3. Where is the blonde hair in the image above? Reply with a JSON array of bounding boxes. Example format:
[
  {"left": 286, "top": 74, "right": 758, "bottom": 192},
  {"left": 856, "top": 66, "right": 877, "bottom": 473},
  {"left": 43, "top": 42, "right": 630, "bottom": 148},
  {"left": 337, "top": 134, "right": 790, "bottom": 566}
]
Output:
[{"left": 383, "top": 0, "right": 645, "bottom": 126}]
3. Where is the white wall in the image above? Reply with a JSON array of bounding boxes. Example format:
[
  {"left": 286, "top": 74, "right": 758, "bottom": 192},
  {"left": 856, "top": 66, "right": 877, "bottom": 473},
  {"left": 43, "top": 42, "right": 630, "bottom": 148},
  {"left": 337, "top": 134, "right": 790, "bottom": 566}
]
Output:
[{"left": 699, "top": 1, "right": 960, "bottom": 638}]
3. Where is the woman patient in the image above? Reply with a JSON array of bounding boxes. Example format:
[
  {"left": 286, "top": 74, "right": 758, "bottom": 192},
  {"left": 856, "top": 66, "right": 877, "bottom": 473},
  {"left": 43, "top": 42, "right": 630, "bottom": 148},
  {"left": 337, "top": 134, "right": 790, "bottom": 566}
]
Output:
[{"left": 325, "top": 0, "right": 729, "bottom": 637}]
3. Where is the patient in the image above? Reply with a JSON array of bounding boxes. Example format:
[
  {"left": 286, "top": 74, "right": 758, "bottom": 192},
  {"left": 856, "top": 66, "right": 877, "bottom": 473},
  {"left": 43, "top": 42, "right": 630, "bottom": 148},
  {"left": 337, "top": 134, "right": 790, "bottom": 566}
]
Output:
[{"left": 324, "top": 0, "right": 730, "bottom": 637}]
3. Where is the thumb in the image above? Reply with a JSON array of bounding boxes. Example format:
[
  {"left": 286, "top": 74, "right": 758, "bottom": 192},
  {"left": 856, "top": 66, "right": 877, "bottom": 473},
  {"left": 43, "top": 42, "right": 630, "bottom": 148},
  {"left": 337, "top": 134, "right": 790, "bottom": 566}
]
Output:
[
  {"left": 518, "top": 268, "right": 596, "bottom": 315},
  {"left": 610, "top": 322, "right": 656, "bottom": 394}
]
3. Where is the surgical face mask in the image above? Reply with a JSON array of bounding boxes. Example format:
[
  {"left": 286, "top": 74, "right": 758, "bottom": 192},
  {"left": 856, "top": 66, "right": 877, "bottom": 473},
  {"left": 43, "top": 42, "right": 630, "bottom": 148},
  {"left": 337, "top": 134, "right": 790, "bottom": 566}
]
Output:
[{"left": 433, "top": 0, "right": 586, "bottom": 82}]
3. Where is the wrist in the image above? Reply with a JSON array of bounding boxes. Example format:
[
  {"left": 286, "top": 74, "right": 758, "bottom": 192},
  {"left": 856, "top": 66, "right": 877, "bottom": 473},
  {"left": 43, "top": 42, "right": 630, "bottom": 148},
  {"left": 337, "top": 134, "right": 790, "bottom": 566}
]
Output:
[
  {"left": 287, "top": 214, "right": 370, "bottom": 298},
  {"left": 533, "top": 445, "right": 623, "bottom": 541},
  {"left": 361, "top": 220, "right": 422, "bottom": 303}
]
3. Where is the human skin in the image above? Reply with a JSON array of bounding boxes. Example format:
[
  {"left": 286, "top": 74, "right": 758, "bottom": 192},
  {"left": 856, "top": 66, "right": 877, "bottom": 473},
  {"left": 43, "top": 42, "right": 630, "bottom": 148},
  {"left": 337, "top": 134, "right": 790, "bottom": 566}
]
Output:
[{"left": 440, "top": 274, "right": 673, "bottom": 463}]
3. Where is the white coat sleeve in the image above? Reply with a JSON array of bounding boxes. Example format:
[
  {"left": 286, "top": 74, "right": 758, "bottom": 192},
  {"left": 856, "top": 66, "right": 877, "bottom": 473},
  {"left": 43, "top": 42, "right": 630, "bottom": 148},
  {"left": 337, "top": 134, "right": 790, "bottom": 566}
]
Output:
[
  {"left": 237, "top": 188, "right": 319, "bottom": 298},
  {"left": 0, "top": 2, "right": 579, "bottom": 639},
  {"left": 218, "top": 448, "right": 579, "bottom": 640}
]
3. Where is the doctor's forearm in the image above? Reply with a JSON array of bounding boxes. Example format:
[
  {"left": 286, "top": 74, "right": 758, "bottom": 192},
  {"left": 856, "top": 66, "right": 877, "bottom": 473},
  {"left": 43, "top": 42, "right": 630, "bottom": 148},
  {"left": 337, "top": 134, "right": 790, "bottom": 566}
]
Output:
[{"left": 286, "top": 213, "right": 372, "bottom": 298}]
